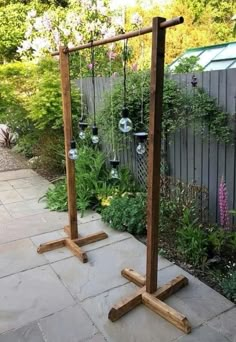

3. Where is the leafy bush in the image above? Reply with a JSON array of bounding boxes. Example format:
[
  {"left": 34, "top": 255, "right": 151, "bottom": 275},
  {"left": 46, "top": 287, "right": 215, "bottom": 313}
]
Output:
[
  {"left": 177, "top": 208, "right": 208, "bottom": 267},
  {"left": 98, "top": 71, "right": 231, "bottom": 145},
  {"left": 46, "top": 146, "right": 108, "bottom": 215},
  {"left": 172, "top": 56, "right": 203, "bottom": 73},
  {"left": 101, "top": 192, "right": 146, "bottom": 235},
  {"left": 220, "top": 261, "right": 236, "bottom": 303}
]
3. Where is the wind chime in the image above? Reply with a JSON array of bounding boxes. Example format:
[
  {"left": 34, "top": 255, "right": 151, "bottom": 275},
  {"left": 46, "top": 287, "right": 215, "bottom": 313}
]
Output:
[
  {"left": 109, "top": 44, "right": 120, "bottom": 179},
  {"left": 134, "top": 36, "right": 148, "bottom": 155}
]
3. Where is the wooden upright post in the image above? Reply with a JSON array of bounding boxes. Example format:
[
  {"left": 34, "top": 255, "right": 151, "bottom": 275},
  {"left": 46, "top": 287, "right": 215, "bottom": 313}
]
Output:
[
  {"left": 108, "top": 16, "right": 191, "bottom": 333},
  {"left": 59, "top": 46, "right": 78, "bottom": 240},
  {"left": 37, "top": 47, "right": 108, "bottom": 261},
  {"left": 146, "top": 17, "right": 166, "bottom": 294}
]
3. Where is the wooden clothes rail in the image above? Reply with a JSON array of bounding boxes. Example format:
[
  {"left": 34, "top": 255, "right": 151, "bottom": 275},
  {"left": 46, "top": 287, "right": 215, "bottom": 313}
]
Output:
[{"left": 37, "top": 15, "right": 191, "bottom": 333}]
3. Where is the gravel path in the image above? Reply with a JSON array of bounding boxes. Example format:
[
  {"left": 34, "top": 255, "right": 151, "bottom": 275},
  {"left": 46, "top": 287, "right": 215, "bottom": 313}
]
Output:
[{"left": 0, "top": 146, "right": 29, "bottom": 172}]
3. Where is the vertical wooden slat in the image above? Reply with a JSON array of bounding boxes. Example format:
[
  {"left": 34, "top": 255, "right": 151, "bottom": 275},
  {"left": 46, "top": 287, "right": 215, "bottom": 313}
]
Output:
[
  {"left": 59, "top": 47, "right": 78, "bottom": 240},
  {"left": 146, "top": 17, "right": 166, "bottom": 294},
  {"left": 208, "top": 71, "right": 219, "bottom": 222}
]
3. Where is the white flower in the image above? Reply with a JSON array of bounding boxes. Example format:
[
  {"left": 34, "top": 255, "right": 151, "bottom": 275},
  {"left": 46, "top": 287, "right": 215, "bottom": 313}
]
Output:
[
  {"left": 61, "top": 28, "right": 71, "bottom": 37},
  {"left": 103, "top": 27, "right": 116, "bottom": 39},
  {"left": 25, "top": 25, "right": 33, "bottom": 38},
  {"left": 53, "top": 29, "right": 60, "bottom": 46},
  {"left": 74, "top": 31, "right": 83, "bottom": 44},
  {"left": 34, "top": 17, "right": 44, "bottom": 31},
  {"left": 31, "top": 37, "right": 51, "bottom": 52},
  {"left": 131, "top": 13, "right": 143, "bottom": 26},
  {"left": 27, "top": 9, "right": 37, "bottom": 19},
  {"left": 68, "top": 42, "right": 75, "bottom": 49},
  {"left": 42, "top": 13, "right": 52, "bottom": 31}
]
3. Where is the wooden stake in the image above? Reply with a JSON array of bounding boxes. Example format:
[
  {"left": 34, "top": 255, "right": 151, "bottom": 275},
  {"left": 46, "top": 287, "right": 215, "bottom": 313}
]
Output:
[
  {"left": 146, "top": 17, "right": 166, "bottom": 294},
  {"left": 65, "top": 239, "right": 88, "bottom": 263},
  {"left": 75, "top": 231, "right": 108, "bottom": 247},
  {"left": 59, "top": 46, "right": 78, "bottom": 240}
]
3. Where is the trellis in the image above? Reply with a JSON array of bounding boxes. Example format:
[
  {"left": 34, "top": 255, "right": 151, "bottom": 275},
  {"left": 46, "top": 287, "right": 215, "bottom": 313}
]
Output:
[{"left": 37, "top": 15, "right": 192, "bottom": 333}]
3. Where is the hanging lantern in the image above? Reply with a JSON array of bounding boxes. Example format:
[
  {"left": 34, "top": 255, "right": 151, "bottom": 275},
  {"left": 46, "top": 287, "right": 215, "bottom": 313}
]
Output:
[
  {"left": 119, "top": 107, "right": 133, "bottom": 133},
  {"left": 110, "top": 159, "right": 120, "bottom": 179},
  {"left": 119, "top": 39, "right": 133, "bottom": 133},
  {"left": 134, "top": 132, "right": 148, "bottom": 155},
  {"left": 191, "top": 75, "right": 198, "bottom": 87},
  {"left": 68, "top": 140, "right": 78, "bottom": 160},
  {"left": 91, "top": 125, "right": 99, "bottom": 144},
  {"left": 78, "top": 121, "right": 88, "bottom": 140}
]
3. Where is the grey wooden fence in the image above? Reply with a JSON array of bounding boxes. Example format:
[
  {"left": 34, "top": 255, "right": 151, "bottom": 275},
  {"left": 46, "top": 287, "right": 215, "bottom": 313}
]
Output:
[{"left": 77, "top": 69, "right": 236, "bottom": 224}]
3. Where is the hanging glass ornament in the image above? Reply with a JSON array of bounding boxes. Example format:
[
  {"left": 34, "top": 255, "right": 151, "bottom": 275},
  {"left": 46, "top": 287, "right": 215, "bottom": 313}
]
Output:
[
  {"left": 78, "top": 121, "right": 88, "bottom": 140},
  {"left": 110, "top": 159, "right": 120, "bottom": 179},
  {"left": 119, "top": 39, "right": 133, "bottom": 133},
  {"left": 91, "top": 125, "right": 99, "bottom": 144},
  {"left": 68, "top": 140, "right": 78, "bottom": 160},
  {"left": 119, "top": 107, "right": 133, "bottom": 133},
  {"left": 134, "top": 132, "right": 148, "bottom": 155}
]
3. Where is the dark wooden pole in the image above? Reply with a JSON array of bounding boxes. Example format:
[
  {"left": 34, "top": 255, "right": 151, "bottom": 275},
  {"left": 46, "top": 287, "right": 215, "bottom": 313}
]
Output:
[
  {"left": 59, "top": 46, "right": 78, "bottom": 240},
  {"left": 146, "top": 17, "right": 166, "bottom": 294}
]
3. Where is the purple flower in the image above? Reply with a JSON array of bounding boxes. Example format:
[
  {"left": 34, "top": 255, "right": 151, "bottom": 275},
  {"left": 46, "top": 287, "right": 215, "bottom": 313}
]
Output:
[
  {"left": 219, "top": 177, "right": 230, "bottom": 229},
  {"left": 87, "top": 63, "right": 94, "bottom": 70}
]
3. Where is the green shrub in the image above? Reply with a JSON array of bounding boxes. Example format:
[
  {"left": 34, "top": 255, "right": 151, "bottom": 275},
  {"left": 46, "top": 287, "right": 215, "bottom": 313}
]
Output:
[
  {"left": 101, "top": 193, "right": 146, "bottom": 235},
  {"left": 220, "top": 261, "right": 236, "bottom": 303},
  {"left": 46, "top": 146, "right": 108, "bottom": 215},
  {"left": 177, "top": 208, "right": 208, "bottom": 267},
  {"left": 98, "top": 71, "right": 231, "bottom": 144}
]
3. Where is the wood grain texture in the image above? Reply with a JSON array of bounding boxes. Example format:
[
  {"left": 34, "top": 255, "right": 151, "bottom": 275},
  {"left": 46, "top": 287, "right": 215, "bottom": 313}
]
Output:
[
  {"left": 121, "top": 268, "right": 146, "bottom": 287},
  {"left": 59, "top": 47, "right": 78, "bottom": 240},
  {"left": 108, "top": 287, "right": 145, "bottom": 322},
  {"left": 37, "top": 238, "right": 66, "bottom": 253},
  {"left": 146, "top": 17, "right": 166, "bottom": 294},
  {"left": 153, "top": 275, "right": 188, "bottom": 301},
  {"left": 75, "top": 231, "right": 108, "bottom": 247},
  {"left": 142, "top": 292, "right": 191, "bottom": 334},
  {"left": 65, "top": 238, "right": 88, "bottom": 263}
]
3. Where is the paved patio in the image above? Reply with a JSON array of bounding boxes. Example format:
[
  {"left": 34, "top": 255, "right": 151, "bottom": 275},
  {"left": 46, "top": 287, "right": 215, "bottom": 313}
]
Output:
[{"left": 0, "top": 168, "right": 235, "bottom": 342}]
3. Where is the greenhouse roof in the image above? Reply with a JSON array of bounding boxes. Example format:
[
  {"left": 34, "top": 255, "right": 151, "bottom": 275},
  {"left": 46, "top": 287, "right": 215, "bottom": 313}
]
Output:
[{"left": 169, "top": 41, "right": 236, "bottom": 71}]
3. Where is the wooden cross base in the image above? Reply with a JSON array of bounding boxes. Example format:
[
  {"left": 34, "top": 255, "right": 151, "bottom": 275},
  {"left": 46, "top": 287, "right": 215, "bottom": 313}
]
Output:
[
  {"left": 37, "top": 226, "right": 108, "bottom": 263},
  {"left": 108, "top": 268, "right": 191, "bottom": 334}
]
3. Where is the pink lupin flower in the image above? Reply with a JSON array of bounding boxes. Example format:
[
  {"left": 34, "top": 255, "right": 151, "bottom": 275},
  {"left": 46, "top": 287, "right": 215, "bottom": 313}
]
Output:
[
  {"left": 87, "top": 63, "right": 94, "bottom": 70},
  {"left": 219, "top": 177, "right": 230, "bottom": 229},
  {"left": 107, "top": 50, "right": 116, "bottom": 60}
]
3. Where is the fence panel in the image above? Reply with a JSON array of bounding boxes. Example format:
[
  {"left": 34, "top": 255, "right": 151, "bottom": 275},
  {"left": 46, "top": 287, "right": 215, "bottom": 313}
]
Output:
[{"left": 77, "top": 69, "right": 236, "bottom": 224}]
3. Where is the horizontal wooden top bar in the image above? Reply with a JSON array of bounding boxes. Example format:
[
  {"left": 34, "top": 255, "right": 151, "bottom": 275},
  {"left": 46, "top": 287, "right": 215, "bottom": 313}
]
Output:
[{"left": 52, "top": 16, "right": 183, "bottom": 56}]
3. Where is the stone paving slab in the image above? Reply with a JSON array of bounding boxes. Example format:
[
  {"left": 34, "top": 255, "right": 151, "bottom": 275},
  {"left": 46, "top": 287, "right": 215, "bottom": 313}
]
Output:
[
  {"left": 0, "top": 205, "right": 12, "bottom": 223},
  {"left": 3, "top": 199, "right": 48, "bottom": 219},
  {"left": 82, "top": 282, "right": 184, "bottom": 342},
  {"left": 0, "top": 189, "right": 23, "bottom": 204},
  {"left": 0, "top": 169, "right": 36, "bottom": 181},
  {"left": 207, "top": 307, "right": 236, "bottom": 342},
  {"left": 0, "top": 212, "right": 68, "bottom": 244},
  {"left": 16, "top": 185, "right": 50, "bottom": 201},
  {"left": 38, "top": 304, "right": 98, "bottom": 342},
  {"left": 8, "top": 176, "right": 49, "bottom": 189},
  {"left": 158, "top": 264, "right": 234, "bottom": 328},
  {"left": 51, "top": 238, "right": 172, "bottom": 302},
  {"left": 175, "top": 324, "right": 230, "bottom": 342},
  {"left": 0, "top": 265, "right": 74, "bottom": 334},
  {"left": 0, "top": 181, "right": 13, "bottom": 192},
  {"left": 0, "top": 238, "right": 47, "bottom": 278},
  {"left": 0, "top": 322, "right": 44, "bottom": 342}
]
